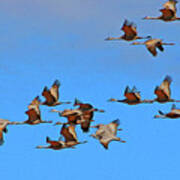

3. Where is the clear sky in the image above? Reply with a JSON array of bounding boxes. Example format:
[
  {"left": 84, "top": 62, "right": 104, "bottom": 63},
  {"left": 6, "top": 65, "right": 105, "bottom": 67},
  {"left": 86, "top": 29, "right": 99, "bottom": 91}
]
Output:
[{"left": 1, "top": 0, "right": 180, "bottom": 179}]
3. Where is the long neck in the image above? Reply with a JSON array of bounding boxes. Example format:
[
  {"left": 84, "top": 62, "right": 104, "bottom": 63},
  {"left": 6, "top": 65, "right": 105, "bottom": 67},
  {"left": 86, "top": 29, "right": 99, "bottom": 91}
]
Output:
[
  {"left": 105, "top": 37, "right": 122, "bottom": 41},
  {"left": 10, "top": 121, "right": 26, "bottom": 125},
  {"left": 143, "top": 16, "right": 160, "bottom": 20},
  {"left": 89, "top": 108, "right": 104, "bottom": 113},
  {"left": 36, "top": 145, "right": 50, "bottom": 149},
  {"left": 78, "top": 140, "right": 88, "bottom": 145},
  {"left": 108, "top": 98, "right": 125, "bottom": 103},
  {"left": 59, "top": 101, "right": 71, "bottom": 105},
  {"left": 41, "top": 120, "right": 52, "bottom": 124},
  {"left": 137, "top": 36, "right": 151, "bottom": 40},
  {"left": 154, "top": 115, "right": 166, "bottom": 119},
  {"left": 142, "top": 99, "right": 154, "bottom": 104},
  {"left": 131, "top": 42, "right": 145, "bottom": 45},
  {"left": 162, "top": 43, "right": 175, "bottom": 45}
]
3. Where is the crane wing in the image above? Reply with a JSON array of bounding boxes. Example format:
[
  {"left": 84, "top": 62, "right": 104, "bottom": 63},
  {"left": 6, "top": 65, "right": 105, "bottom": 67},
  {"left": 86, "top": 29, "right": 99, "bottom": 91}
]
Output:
[
  {"left": 28, "top": 96, "right": 41, "bottom": 108},
  {"left": 25, "top": 108, "right": 41, "bottom": 122},
  {"left": 107, "top": 119, "right": 120, "bottom": 135},
  {"left": 121, "top": 20, "right": 137, "bottom": 38},
  {"left": 154, "top": 88, "right": 169, "bottom": 100},
  {"left": 163, "top": 0, "right": 177, "bottom": 12},
  {"left": 159, "top": 75, "right": 172, "bottom": 98},
  {"left": 42, "top": 87, "right": 56, "bottom": 104},
  {"left": 60, "top": 124, "right": 77, "bottom": 142},
  {"left": 50, "top": 80, "right": 60, "bottom": 101},
  {"left": 124, "top": 87, "right": 141, "bottom": 101},
  {"left": 146, "top": 44, "right": 157, "bottom": 56},
  {"left": 160, "top": 8, "right": 175, "bottom": 19},
  {"left": 80, "top": 111, "right": 94, "bottom": 132}
]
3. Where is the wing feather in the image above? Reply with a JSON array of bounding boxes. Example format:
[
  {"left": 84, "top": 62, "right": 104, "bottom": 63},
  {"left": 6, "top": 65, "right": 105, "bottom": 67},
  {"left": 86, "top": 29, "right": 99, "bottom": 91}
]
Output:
[
  {"left": 60, "top": 125, "right": 77, "bottom": 142},
  {"left": 50, "top": 80, "right": 60, "bottom": 101}
]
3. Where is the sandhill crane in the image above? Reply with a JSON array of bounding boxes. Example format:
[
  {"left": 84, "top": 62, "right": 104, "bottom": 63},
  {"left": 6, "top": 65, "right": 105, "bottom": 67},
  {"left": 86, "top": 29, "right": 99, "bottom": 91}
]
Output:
[
  {"left": 51, "top": 106, "right": 103, "bottom": 132},
  {"left": 105, "top": 19, "right": 150, "bottom": 41},
  {"left": 154, "top": 104, "right": 180, "bottom": 118},
  {"left": 36, "top": 124, "right": 87, "bottom": 150},
  {"left": 51, "top": 109, "right": 84, "bottom": 125},
  {"left": 131, "top": 38, "right": 174, "bottom": 56},
  {"left": 90, "top": 119, "right": 126, "bottom": 149},
  {"left": 154, "top": 75, "right": 180, "bottom": 103},
  {"left": 74, "top": 99, "right": 105, "bottom": 132},
  {"left": 13, "top": 96, "right": 52, "bottom": 125},
  {"left": 108, "top": 86, "right": 153, "bottom": 105},
  {"left": 143, "top": 0, "right": 180, "bottom": 21},
  {"left": 41, "top": 80, "right": 71, "bottom": 106}
]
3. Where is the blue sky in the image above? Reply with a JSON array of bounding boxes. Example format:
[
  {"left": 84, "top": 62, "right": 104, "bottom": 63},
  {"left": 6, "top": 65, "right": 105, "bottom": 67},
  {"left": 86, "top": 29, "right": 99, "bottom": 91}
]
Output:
[{"left": 1, "top": 0, "right": 180, "bottom": 179}]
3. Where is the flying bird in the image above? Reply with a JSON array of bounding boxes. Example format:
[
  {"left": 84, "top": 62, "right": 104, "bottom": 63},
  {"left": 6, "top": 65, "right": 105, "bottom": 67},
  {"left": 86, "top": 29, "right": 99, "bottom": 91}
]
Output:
[
  {"left": 154, "top": 75, "right": 180, "bottom": 103},
  {"left": 131, "top": 38, "right": 174, "bottom": 56},
  {"left": 143, "top": 0, "right": 180, "bottom": 21},
  {"left": 154, "top": 104, "right": 180, "bottom": 118},
  {"left": 90, "top": 119, "right": 126, "bottom": 149},
  {"left": 105, "top": 19, "right": 150, "bottom": 41},
  {"left": 74, "top": 99, "right": 105, "bottom": 132},
  {"left": 41, "top": 80, "right": 71, "bottom": 106},
  {"left": 51, "top": 103, "right": 104, "bottom": 133},
  {"left": 13, "top": 96, "right": 52, "bottom": 125},
  {"left": 108, "top": 86, "right": 153, "bottom": 105},
  {"left": 36, "top": 124, "right": 87, "bottom": 150},
  {"left": 51, "top": 109, "right": 84, "bottom": 126}
]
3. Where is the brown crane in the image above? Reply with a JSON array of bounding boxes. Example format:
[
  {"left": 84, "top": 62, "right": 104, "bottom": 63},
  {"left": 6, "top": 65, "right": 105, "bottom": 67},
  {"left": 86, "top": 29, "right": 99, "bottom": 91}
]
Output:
[
  {"left": 154, "top": 75, "right": 180, "bottom": 103},
  {"left": 131, "top": 38, "right": 174, "bottom": 56},
  {"left": 73, "top": 99, "right": 105, "bottom": 132},
  {"left": 154, "top": 104, "right": 180, "bottom": 118},
  {"left": 108, "top": 86, "right": 153, "bottom": 105},
  {"left": 51, "top": 109, "right": 84, "bottom": 126},
  {"left": 143, "top": 0, "right": 180, "bottom": 21},
  {"left": 105, "top": 20, "right": 150, "bottom": 41},
  {"left": 13, "top": 96, "right": 52, "bottom": 125},
  {"left": 41, "top": 80, "right": 71, "bottom": 106},
  {"left": 90, "top": 119, "right": 126, "bottom": 149},
  {"left": 36, "top": 124, "right": 87, "bottom": 150},
  {"left": 51, "top": 104, "right": 104, "bottom": 133}
]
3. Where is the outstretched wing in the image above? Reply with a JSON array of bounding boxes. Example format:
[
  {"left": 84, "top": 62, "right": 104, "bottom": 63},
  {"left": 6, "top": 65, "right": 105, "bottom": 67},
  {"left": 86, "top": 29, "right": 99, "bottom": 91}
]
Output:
[
  {"left": 124, "top": 86, "right": 141, "bottom": 101},
  {"left": 42, "top": 86, "right": 56, "bottom": 104},
  {"left": 160, "top": 8, "right": 175, "bottom": 19},
  {"left": 146, "top": 44, "right": 157, "bottom": 56},
  {"left": 163, "top": 0, "right": 177, "bottom": 12},
  {"left": 107, "top": 119, "right": 120, "bottom": 135},
  {"left": 28, "top": 96, "right": 41, "bottom": 108},
  {"left": 155, "top": 75, "right": 172, "bottom": 101},
  {"left": 50, "top": 80, "right": 60, "bottom": 101},
  {"left": 80, "top": 110, "right": 94, "bottom": 132},
  {"left": 156, "top": 42, "right": 164, "bottom": 52},
  {"left": 25, "top": 108, "right": 41, "bottom": 122},
  {"left": 121, "top": 20, "right": 137, "bottom": 38},
  {"left": 160, "top": 76, "right": 172, "bottom": 97},
  {"left": 60, "top": 124, "right": 77, "bottom": 143},
  {"left": 154, "top": 87, "right": 168, "bottom": 100}
]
